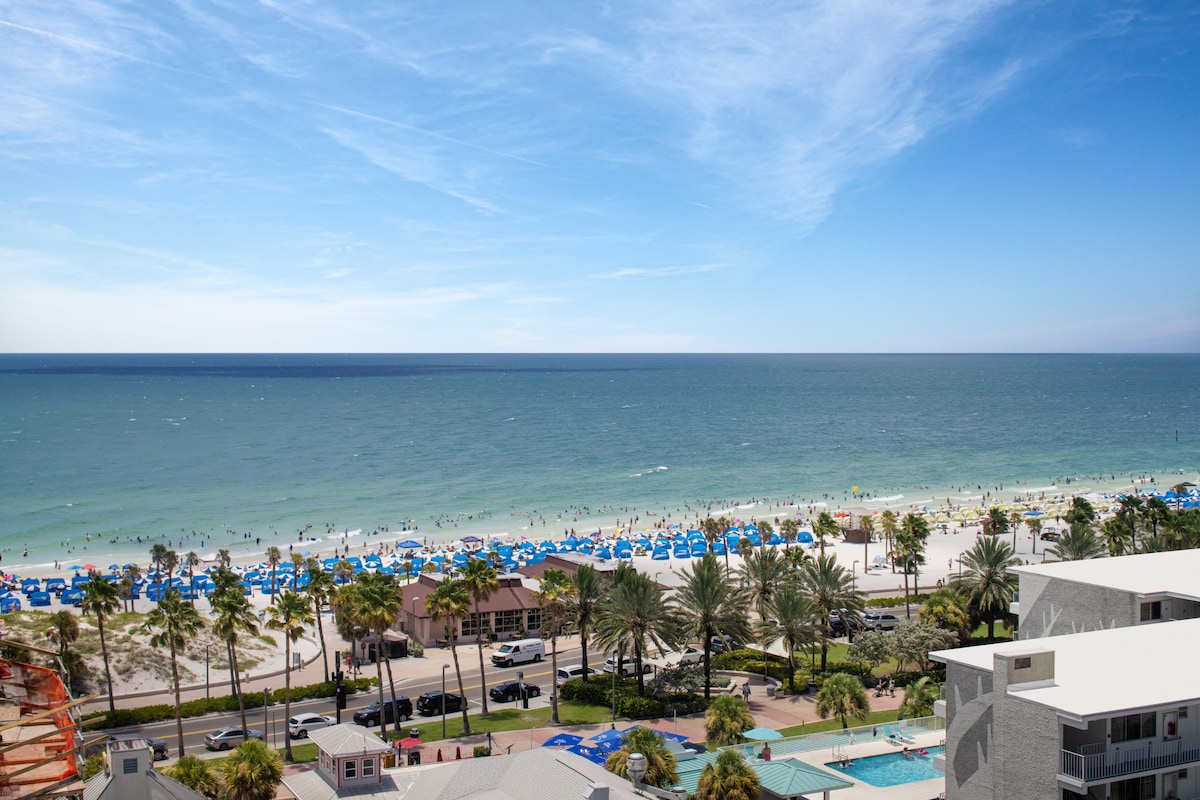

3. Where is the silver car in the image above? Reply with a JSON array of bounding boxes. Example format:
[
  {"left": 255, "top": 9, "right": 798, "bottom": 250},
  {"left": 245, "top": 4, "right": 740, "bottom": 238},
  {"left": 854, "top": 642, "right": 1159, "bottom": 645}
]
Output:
[
  {"left": 204, "top": 726, "right": 265, "bottom": 750},
  {"left": 288, "top": 713, "right": 335, "bottom": 739}
]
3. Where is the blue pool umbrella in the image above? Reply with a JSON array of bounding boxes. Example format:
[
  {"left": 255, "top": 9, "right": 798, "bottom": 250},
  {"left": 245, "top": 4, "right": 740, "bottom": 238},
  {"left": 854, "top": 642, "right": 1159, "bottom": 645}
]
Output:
[
  {"left": 650, "top": 729, "right": 691, "bottom": 743},
  {"left": 542, "top": 733, "right": 584, "bottom": 747},
  {"left": 590, "top": 727, "right": 630, "bottom": 744},
  {"left": 743, "top": 726, "right": 783, "bottom": 741},
  {"left": 397, "top": 539, "right": 424, "bottom": 549},
  {"left": 1024, "top": 510, "right": 1044, "bottom": 516}
]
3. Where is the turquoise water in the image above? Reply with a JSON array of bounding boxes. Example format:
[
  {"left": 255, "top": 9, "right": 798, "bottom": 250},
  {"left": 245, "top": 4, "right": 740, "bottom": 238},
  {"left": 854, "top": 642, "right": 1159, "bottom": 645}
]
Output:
[
  {"left": 828, "top": 745, "right": 946, "bottom": 786},
  {"left": 1, "top": 354, "right": 1196, "bottom": 573}
]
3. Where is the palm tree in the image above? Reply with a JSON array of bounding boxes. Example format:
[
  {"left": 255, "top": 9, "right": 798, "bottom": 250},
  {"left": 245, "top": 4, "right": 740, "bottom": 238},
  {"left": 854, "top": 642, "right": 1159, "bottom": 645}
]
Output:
[
  {"left": 1140, "top": 496, "right": 1170, "bottom": 543},
  {"left": 702, "top": 516, "right": 732, "bottom": 573},
  {"left": 352, "top": 571, "right": 406, "bottom": 737},
  {"left": 918, "top": 586, "right": 972, "bottom": 643},
  {"left": 119, "top": 563, "right": 141, "bottom": 613},
  {"left": 166, "top": 755, "right": 220, "bottom": 799},
  {"left": 80, "top": 571, "right": 121, "bottom": 713},
  {"left": 303, "top": 560, "right": 335, "bottom": 682},
  {"left": 266, "top": 590, "right": 313, "bottom": 762},
  {"left": 532, "top": 568, "right": 576, "bottom": 723},
  {"left": 605, "top": 727, "right": 678, "bottom": 789},
  {"left": 217, "top": 548, "right": 232, "bottom": 569},
  {"left": 163, "top": 549, "right": 180, "bottom": 588},
  {"left": 859, "top": 513, "right": 875, "bottom": 570},
  {"left": 697, "top": 747, "right": 760, "bottom": 800},
  {"left": 816, "top": 672, "right": 870, "bottom": 729},
  {"left": 184, "top": 551, "right": 202, "bottom": 608},
  {"left": 266, "top": 546, "right": 282, "bottom": 604},
  {"left": 149, "top": 543, "right": 168, "bottom": 600},
  {"left": 952, "top": 535, "right": 1020, "bottom": 640},
  {"left": 982, "top": 506, "right": 1009, "bottom": 537},
  {"left": 45, "top": 609, "right": 79, "bottom": 661},
  {"left": 143, "top": 590, "right": 205, "bottom": 758},
  {"left": 291, "top": 551, "right": 305, "bottom": 588},
  {"left": 569, "top": 564, "right": 604, "bottom": 681},
  {"left": 674, "top": 553, "right": 749, "bottom": 700},
  {"left": 879, "top": 510, "right": 899, "bottom": 567},
  {"left": 1008, "top": 509, "right": 1024, "bottom": 551},
  {"left": 705, "top": 694, "right": 755, "bottom": 746},
  {"left": 594, "top": 571, "right": 678, "bottom": 697},
  {"left": 756, "top": 520, "right": 774, "bottom": 552},
  {"left": 1048, "top": 523, "right": 1106, "bottom": 562},
  {"left": 758, "top": 584, "right": 818, "bottom": 693},
  {"left": 1099, "top": 517, "right": 1134, "bottom": 557},
  {"left": 220, "top": 738, "right": 283, "bottom": 800},
  {"left": 798, "top": 554, "right": 864, "bottom": 672},
  {"left": 211, "top": 568, "right": 259, "bottom": 730},
  {"left": 779, "top": 518, "right": 799, "bottom": 550},
  {"left": 459, "top": 558, "right": 499, "bottom": 716},
  {"left": 426, "top": 578, "right": 472, "bottom": 734},
  {"left": 737, "top": 548, "right": 787, "bottom": 619},
  {"left": 813, "top": 511, "right": 838, "bottom": 556},
  {"left": 898, "top": 513, "right": 931, "bottom": 617},
  {"left": 1026, "top": 516, "right": 1044, "bottom": 554},
  {"left": 898, "top": 675, "right": 940, "bottom": 719}
]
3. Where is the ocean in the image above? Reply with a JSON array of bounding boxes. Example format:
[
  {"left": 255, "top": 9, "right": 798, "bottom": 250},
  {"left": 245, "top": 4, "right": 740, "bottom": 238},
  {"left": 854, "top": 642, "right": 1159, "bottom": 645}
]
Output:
[{"left": 1, "top": 353, "right": 1196, "bottom": 574}]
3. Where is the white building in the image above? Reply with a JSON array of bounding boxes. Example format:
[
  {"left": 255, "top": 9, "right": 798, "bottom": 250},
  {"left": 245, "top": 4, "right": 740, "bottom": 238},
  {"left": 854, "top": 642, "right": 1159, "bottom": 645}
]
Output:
[{"left": 933, "top": 549, "right": 1200, "bottom": 800}]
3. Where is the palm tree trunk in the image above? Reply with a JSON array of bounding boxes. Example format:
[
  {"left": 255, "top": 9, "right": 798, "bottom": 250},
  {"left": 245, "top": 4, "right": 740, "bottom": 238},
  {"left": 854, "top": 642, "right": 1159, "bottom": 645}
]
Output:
[
  {"left": 702, "top": 626, "right": 713, "bottom": 701},
  {"left": 170, "top": 642, "right": 185, "bottom": 759},
  {"left": 231, "top": 646, "right": 248, "bottom": 732},
  {"left": 550, "top": 634, "right": 559, "bottom": 724},
  {"left": 383, "top": 648, "right": 402, "bottom": 737},
  {"left": 475, "top": 601, "right": 490, "bottom": 717},
  {"left": 450, "top": 643, "right": 471, "bottom": 734},
  {"left": 634, "top": 640, "right": 646, "bottom": 696},
  {"left": 375, "top": 644, "right": 387, "bottom": 741},
  {"left": 283, "top": 638, "right": 294, "bottom": 762},
  {"left": 315, "top": 602, "right": 329, "bottom": 683},
  {"left": 98, "top": 615, "right": 115, "bottom": 714}
]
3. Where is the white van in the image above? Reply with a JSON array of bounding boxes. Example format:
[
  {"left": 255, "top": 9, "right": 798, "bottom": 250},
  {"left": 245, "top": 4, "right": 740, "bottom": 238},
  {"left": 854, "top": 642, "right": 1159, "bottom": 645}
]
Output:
[{"left": 492, "top": 638, "right": 545, "bottom": 667}]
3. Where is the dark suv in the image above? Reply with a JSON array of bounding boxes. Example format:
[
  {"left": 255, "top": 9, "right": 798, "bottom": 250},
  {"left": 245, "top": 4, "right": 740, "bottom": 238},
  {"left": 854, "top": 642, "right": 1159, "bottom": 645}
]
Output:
[
  {"left": 110, "top": 733, "right": 168, "bottom": 761},
  {"left": 416, "top": 691, "right": 465, "bottom": 716},
  {"left": 352, "top": 696, "right": 413, "bottom": 727},
  {"left": 490, "top": 680, "right": 541, "bottom": 703}
]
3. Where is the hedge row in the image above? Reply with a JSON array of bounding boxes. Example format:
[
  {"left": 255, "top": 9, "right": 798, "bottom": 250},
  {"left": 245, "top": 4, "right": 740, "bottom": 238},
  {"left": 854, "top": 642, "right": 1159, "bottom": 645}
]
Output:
[
  {"left": 710, "top": 649, "right": 792, "bottom": 682},
  {"left": 82, "top": 678, "right": 377, "bottom": 729},
  {"left": 557, "top": 676, "right": 705, "bottom": 720}
]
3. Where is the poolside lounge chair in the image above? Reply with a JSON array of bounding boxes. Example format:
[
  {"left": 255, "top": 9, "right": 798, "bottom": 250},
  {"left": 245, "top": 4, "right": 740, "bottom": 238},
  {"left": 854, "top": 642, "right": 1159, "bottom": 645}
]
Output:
[{"left": 883, "top": 723, "right": 915, "bottom": 744}]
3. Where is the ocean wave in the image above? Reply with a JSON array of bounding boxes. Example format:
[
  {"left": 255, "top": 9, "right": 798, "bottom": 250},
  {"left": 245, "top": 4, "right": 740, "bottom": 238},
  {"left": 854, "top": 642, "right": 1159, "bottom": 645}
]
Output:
[{"left": 867, "top": 494, "right": 905, "bottom": 503}]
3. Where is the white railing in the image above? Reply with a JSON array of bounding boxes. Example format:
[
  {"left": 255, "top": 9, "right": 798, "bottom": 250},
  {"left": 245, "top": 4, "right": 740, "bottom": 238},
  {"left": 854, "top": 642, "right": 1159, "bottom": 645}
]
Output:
[{"left": 1060, "top": 735, "right": 1200, "bottom": 782}]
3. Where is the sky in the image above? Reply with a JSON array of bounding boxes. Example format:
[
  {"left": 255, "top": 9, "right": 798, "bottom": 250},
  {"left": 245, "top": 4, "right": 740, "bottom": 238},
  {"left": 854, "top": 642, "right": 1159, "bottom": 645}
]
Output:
[{"left": 1, "top": 1, "right": 1197, "bottom": 353}]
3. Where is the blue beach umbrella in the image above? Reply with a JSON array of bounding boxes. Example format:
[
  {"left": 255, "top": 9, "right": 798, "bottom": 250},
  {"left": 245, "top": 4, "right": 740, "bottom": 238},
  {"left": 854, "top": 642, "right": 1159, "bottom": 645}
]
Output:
[
  {"left": 542, "top": 733, "right": 583, "bottom": 747},
  {"left": 397, "top": 539, "right": 423, "bottom": 549}
]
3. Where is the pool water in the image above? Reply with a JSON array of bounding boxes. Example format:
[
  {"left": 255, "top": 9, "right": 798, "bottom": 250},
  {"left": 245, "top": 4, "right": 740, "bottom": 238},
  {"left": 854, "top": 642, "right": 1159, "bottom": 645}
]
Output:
[{"left": 826, "top": 745, "right": 945, "bottom": 787}]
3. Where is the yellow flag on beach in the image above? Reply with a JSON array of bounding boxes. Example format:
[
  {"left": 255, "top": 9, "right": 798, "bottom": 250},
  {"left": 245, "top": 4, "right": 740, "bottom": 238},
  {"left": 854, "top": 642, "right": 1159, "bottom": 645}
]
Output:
[{"left": 852, "top": 486, "right": 859, "bottom": 492}]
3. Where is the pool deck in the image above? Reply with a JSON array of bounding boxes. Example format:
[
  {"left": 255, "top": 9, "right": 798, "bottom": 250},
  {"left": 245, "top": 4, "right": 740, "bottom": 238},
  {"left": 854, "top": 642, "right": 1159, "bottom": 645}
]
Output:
[{"left": 787, "top": 729, "right": 947, "bottom": 800}]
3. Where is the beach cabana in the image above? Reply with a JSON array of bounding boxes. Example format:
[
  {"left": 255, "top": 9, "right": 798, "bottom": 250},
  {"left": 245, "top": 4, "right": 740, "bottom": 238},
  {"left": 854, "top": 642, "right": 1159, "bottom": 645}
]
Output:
[{"left": 651, "top": 547, "right": 670, "bottom": 561}]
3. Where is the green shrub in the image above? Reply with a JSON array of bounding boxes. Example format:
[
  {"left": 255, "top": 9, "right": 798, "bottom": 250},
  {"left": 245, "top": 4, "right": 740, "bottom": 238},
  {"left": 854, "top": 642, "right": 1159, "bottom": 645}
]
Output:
[
  {"left": 661, "top": 692, "right": 706, "bottom": 716},
  {"left": 558, "top": 677, "right": 613, "bottom": 706},
  {"left": 617, "top": 694, "right": 665, "bottom": 720},
  {"left": 866, "top": 594, "right": 928, "bottom": 608},
  {"left": 710, "top": 649, "right": 791, "bottom": 682}
]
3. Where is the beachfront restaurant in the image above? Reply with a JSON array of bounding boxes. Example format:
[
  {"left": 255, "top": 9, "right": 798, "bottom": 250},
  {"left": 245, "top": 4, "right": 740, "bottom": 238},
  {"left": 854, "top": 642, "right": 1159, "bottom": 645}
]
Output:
[{"left": 403, "top": 573, "right": 542, "bottom": 647}]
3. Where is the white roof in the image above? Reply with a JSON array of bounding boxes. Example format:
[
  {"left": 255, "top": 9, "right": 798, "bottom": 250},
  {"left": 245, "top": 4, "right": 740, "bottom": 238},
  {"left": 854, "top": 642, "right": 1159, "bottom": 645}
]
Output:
[
  {"left": 932, "top": 617, "right": 1200, "bottom": 724},
  {"left": 1013, "top": 549, "right": 1200, "bottom": 600},
  {"left": 404, "top": 745, "right": 641, "bottom": 800},
  {"left": 308, "top": 723, "right": 393, "bottom": 756}
]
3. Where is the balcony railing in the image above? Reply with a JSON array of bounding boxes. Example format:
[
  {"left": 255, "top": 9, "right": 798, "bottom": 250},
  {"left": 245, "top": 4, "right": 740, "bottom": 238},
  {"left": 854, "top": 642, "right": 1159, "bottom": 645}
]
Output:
[{"left": 1061, "top": 735, "right": 1200, "bottom": 783}]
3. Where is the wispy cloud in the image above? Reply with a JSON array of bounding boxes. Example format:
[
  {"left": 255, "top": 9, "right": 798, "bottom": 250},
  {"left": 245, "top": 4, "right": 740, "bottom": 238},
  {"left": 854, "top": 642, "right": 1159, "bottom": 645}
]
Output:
[{"left": 595, "top": 263, "right": 724, "bottom": 280}]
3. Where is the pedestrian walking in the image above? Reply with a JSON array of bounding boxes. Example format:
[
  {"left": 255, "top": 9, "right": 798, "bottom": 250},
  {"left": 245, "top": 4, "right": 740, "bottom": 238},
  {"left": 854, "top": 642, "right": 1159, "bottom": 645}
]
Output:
[{"left": 742, "top": 681, "right": 751, "bottom": 702}]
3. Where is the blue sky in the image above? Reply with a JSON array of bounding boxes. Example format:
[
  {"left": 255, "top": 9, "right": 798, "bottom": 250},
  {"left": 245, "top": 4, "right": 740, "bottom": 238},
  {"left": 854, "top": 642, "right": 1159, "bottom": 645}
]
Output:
[{"left": 1, "top": 2, "right": 1197, "bottom": 353}]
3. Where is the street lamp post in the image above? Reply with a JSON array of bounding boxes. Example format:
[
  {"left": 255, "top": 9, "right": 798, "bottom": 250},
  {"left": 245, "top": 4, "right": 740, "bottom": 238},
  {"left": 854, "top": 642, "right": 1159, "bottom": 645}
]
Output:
[
  {"left": 352, "top": 625, "right": 363, "bottom": 679},
  {"left": 441, "top": 664, "right": 449, "bottom": 740},
  {"left": 410, "top": 597, "right": 417, "bottom": 635},
  {"left": 205, "top": 644, "right": 211, "bottom": 704},
  {"left": 264, "top": 686, "right": 270, "bottom": 745},
  {"left": 611, "top": 650, "right": 617, "bottom": 722},
  {"left": 851, "top": 561, "right": 859, "bottom": 590}
]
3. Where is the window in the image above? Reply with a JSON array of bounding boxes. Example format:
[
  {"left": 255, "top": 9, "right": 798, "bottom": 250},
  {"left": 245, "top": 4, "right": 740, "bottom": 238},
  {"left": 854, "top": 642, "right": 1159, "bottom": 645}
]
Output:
[
  {"left": 344, "top": 759, "right": 357, "bottom": 780},
  {"left": 362, "top": 758, "right": 375, "bottom": 778},
  {"left": 1112, "top": 712, "right": 1156, "bottom": 743},
  {"left": 494, "top": 609, "right": 522, "bottom": 633},
  {"left": 1140, "top": 601, "right": 1162, "bottom": 622},
  {"left": 1014, "top": 656, "right": 1032, "bottom": 670},
  {"left": 1111, "top": 775, "right": 1155, "bottom": 800},
  {"left": 462, "top": 612, "right": 486, "bottom": 637}
]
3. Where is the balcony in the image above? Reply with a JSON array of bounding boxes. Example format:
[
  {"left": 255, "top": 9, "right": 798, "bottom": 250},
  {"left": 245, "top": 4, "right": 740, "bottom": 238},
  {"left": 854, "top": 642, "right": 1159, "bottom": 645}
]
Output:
[{"left": 1060, "top": 735, "right": 1200, "bottom": 786}]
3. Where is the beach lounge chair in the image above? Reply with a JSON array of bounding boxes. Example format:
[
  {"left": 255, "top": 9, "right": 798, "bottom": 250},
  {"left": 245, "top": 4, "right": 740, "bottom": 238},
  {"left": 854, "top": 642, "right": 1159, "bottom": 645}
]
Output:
[{"left": 884, "top": 723, "right": 915, "bottom": 743}]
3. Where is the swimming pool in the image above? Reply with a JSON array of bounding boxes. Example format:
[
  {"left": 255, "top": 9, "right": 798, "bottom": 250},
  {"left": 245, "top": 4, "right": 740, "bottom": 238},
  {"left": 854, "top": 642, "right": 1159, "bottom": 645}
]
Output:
[{"left": 826, "top": 746, "right": 945, "bottom": 787}]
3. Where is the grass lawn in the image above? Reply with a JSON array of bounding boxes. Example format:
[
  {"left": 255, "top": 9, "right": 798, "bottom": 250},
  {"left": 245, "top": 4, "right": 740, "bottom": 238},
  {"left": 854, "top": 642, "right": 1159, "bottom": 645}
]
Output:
[
  {"left": 388, "top": 701, "right": 613, "bottom": 742},
  {"left": 777, "top": 708, "right": 901, "bottom": 738}
]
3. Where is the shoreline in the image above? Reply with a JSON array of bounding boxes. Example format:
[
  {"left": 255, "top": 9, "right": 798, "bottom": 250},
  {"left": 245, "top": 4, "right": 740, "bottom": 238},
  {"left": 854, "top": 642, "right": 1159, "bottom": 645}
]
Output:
[{"left": 4, "top": 466, "right": 1193, "bottom": 584}]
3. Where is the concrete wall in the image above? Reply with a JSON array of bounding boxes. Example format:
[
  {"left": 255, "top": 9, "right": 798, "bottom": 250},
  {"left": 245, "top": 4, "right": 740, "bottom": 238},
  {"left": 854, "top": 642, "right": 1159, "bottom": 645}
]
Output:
[
  {"left": 942, "top": 662, "right": 996, "bottom": 800},
  {"left": 1017, "top": 572, "right": 1138, "bottom": 639},
  {"left": 991, "top": 653, "right": 1061, "bottom": 800}
]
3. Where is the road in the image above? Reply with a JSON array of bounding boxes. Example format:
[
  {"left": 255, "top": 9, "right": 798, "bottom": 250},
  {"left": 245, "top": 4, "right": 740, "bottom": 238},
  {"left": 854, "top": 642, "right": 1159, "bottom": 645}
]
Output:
[{"left": 111, "top": 644, "right": 586, "bottom": 759}]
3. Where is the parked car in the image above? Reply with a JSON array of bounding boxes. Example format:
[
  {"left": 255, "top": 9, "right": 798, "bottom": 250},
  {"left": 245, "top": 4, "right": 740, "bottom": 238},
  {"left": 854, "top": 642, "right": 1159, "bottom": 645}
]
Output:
[
  {"left": 415, "top": 691, "right": 465, "bottom": 716},
  {"left": 490, "top": 638, "right": 545, "bottom": 667},
  {"left": 110, "top": 732, "right": 168, "bottom": 761},
  {"left": 352, "top": 696, "right": 413, "bottom": 727},
  {"left": 602, "top": 656, "right": 652, "bottom": 676},
  {"left": 555, "top": 664, "right": 599, "bottom": 686},
  {"left": 1040, "top": 528, "right": 1059, "bottom": 541},
  {"left": 490, "top": 680, "right": 541, "bottom": 703},
  {"left": 672, "top": 647, "right": 704, "bottom": 664},
  {"left": 710, "top": 635, "right": 740, "bottom": 654},
  {"left": 204, "top": 726, "right": 264, "bottom": 750},
  {"left": 288, "top": 712, "right": 336, "bottom": 739},
  {"left": 862, "top": 612, "right": 899, "bottom": 631}
]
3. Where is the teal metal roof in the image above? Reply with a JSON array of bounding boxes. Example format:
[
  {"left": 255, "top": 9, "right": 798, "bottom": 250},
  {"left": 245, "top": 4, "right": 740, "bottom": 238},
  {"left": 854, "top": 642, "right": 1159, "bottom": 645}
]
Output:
[{"left": 674, "top": 753, "right": 853, "bottom": 798}]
